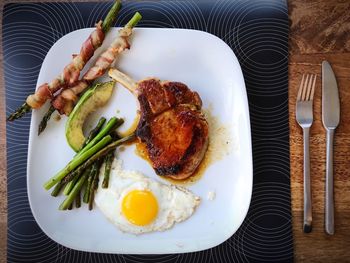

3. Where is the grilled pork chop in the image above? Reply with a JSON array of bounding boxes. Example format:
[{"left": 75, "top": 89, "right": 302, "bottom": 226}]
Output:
[{"left": 109, "top": 69, "right": 209, "bottom": 180}]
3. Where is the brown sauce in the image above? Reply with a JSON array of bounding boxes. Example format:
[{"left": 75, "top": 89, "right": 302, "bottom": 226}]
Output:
[
  {"left": 135, "top": 141, "right": 151, "bottom": 163},
  {"left": 119, "top": 114, "right": 140, "bottom": 137}
]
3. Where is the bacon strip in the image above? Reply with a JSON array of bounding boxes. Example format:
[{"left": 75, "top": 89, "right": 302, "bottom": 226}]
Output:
[
  {"left": 52, "top": 81, "right": 89, "bottom": 114},
  {"left": 26, "top": 22, "right": 105, "bottom": 109},
  {"left": 52, "top": 27, "right": 133, "bottom": 115}
]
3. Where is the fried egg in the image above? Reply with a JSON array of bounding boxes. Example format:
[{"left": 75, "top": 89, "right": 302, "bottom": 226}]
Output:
[{"left": 95, "top": 159, "right": 200, "bottom": 234}]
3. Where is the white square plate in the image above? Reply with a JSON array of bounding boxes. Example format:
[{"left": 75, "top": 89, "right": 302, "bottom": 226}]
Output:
[{"left": 27, "top": 28, "right": 252, "bottom": 254}]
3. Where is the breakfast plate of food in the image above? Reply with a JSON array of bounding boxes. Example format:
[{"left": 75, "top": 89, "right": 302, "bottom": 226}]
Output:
[{"left": 9, "top": 3, "right": 253, "bottom": 254}]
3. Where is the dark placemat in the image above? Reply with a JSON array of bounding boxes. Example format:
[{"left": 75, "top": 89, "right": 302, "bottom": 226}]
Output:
[{"left": 3, "top": 1, "right": 292, "bottom": 262}]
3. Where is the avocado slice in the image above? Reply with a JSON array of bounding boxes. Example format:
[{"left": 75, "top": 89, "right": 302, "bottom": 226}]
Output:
[{"left": 66, "top": 81, "right": 115, "bottom": 152}]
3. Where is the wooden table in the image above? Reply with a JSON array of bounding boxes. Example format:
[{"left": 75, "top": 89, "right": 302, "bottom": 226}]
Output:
[
  {"left": 289, "top": 0, "right": 350, "bottom": 261},
  {"left": 0, "top": 0, "right": 349, "bottom": 262}
]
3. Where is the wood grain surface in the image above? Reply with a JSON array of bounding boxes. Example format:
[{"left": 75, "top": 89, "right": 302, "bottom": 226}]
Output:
[
  {"left": 0, "top": 0, "right": 349, "bottom": 262},
  {"left": 289, "top": 0, "right": 350, "bottom": 262}
]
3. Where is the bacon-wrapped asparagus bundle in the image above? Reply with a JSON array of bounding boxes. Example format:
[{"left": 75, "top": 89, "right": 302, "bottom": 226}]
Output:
[
  {"left": 37, "top": 12, "right": 142, "bottom": 135},
  {"left": 7, "top": 0, "right": 122, "bottom": 121},
  {"left": 52, "top": 12, "right": 142, "bottom": 116},
  {"left": 27, "top": 22, "right": 104, "bottom": 108}
]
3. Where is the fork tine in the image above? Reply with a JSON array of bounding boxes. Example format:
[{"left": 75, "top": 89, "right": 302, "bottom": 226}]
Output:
[
  {"left": 297, "top": 74, "right": 305, "bottom": 101},
  {"left": 306, "top": 74, "right": 313, "bottom": 100},
  {"left": 302, "top": 74, "right": 309, "bottom": 101},
  {"left": 309, "top": 74, "right": 316, "bottom": 100}
]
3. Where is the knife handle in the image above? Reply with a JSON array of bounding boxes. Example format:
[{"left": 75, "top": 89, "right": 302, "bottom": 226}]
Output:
[
  {"left": 303, "top": 127, "right": 312, "bottom": 233},
  {"left": 325, "top": 128, "right": 335, "bottom": 235}
]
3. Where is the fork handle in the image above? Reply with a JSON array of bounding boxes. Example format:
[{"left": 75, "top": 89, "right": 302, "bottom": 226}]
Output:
[
  {"left": 325, "top": 129, "right": 335, "bottom": 235},
  {"left": 303, "top": 127, "right": 312, "bottom": 233}
]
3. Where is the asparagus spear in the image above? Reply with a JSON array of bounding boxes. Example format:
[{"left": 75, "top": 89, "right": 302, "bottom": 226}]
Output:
[
  {"left": 81, "top": 117, "right": 107, "bottom": 149},
  {"left": 88, "top": 161, "right": 102, "bottom": 210},
  {"left": 88, "top": 184, "right": 96, "bottom": 210},
  {"left": 63, "top": 169, "right": 82, "bottom": 195},
  {"left": 83, "top": 166, "right": 95, "bottom": 203},
  {"left": 102, "top": 0, "right": 123, "bottom": 33},
  {"left": 83, "top": 179, "right": 91, "bottom": 203},
  {"left": 78, "top": 116, "right": 123, "bottom": 158},
  {"left": 75, "top": 190, "right": 81, "bottom": 208},
  {"left": 7, "top": 102, "right": 31, "bottom": 121},
  {"left": 7, "top": 0, "right": 122, "bottom": 122},
  {"left": 38, "top": 105, "right": 55, "bottom": 135},
  {"left": 62, "top": 134, "right": 135, "bottom": 185},
  {"left": 44, "top": 135, "right": 112, "bottom": 190},
  {"left": 77, "top": 117, "right": 118, "bottom": 157},
  {"left": 59, "top": 170, "right": 89, "bottom": 210},
  {"left": 126, "top": 12, "right": 142, "bottom": 28},
  {"left": 51, "top": 181, "right": 65, "bottom": 197},
  {"left": 102, "top": 151, "right": 114, "bottom": 188}
]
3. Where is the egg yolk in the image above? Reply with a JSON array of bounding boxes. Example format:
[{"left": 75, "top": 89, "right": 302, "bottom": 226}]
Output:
[{"left": 121, "top": 190, "right": 158, "bottom": 226}]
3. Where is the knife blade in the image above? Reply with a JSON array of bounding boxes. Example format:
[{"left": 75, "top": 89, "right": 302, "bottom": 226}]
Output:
[
  {"left": 322, "top": 61, "right": 340, "bottom": 128},
  {"left": 322, "top": 60, "right": 340, "bottom": 235}
]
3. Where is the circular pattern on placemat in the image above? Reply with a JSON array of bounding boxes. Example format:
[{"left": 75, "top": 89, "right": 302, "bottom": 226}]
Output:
[
  {"left": 4, "top": 1, "right": 292, "bottom": 262},
  {"left": 241, "top": 182, "right": 294, "bottom": 261},
  {"left": 7, "top": 188, "right": 58, "bottom": 262}
]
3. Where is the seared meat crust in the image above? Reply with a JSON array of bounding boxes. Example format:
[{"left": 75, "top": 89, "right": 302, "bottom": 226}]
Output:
[{"left": 136, "top": 79, "right": 209, "bottom": 180}]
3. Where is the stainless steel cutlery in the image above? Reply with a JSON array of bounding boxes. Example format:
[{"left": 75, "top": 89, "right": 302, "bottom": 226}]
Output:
[
  {"left": 322, "top": 61, "right": 340, "bottom": 235},
  {"left": 296, "top": 74, "right": 317, "bottom": 233},
  {"left": 296, "top": 61, "right": 340, "bottom": 235}
]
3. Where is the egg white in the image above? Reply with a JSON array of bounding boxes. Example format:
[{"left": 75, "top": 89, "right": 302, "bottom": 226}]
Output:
[{"left": 95, "top": 159, "right": 200, "bottom": 234}]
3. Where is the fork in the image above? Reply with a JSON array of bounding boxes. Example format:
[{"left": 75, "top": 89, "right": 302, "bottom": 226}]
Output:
[{"left": 295, "top": 74, "right": 317, "bottom": 233}]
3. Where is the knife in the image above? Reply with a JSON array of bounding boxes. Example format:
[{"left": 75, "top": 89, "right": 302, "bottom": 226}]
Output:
[{"left": 322, "top": 61, "right": 340, "bottom": 235}]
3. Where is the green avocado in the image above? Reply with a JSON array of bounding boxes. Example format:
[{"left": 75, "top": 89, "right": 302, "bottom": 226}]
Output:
[{"left": 66, "top": 81, "right": 115, "bottom": 152}]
